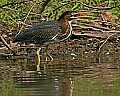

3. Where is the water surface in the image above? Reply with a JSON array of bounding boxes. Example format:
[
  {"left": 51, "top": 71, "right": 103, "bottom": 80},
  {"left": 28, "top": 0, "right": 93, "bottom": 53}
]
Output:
[{"left": 0, "top": 55, "right": 120, "bottom": 96}]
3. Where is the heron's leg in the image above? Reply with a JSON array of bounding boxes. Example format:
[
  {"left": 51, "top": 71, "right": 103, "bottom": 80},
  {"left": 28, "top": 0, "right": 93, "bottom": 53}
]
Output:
[
  {"left": 37, "top": 48, "right": 41, "bottom": 72},
  {"left": 46, "top": 46, "right": 53, "bottom": 61}
]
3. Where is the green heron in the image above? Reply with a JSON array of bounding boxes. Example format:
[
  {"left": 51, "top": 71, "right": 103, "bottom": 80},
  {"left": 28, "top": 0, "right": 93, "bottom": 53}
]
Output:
[{"left": 13, "top": 11, "right": 88, "bottom": 63}]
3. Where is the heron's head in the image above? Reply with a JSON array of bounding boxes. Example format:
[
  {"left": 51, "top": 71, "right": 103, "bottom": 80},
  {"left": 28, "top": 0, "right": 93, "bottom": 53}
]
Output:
[{"left": 58, "top": 11, "right": 73, "bottom": 21}]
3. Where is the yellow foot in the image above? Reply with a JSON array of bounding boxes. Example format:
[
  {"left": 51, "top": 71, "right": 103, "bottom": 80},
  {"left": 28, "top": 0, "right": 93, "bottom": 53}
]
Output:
[{"left": 36, "top": 48, "right": 41, "bottom": 73}]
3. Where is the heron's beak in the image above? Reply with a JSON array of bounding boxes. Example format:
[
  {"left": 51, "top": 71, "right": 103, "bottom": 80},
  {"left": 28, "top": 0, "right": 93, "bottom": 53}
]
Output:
[{"left": 70, "top": 11, "right": 91, "bottom": 20}]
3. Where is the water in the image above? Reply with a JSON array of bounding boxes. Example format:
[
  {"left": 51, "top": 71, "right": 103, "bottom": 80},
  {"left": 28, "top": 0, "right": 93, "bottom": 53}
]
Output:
[{"left": 0, "top": 55, "right": 120, "bottom": 96}]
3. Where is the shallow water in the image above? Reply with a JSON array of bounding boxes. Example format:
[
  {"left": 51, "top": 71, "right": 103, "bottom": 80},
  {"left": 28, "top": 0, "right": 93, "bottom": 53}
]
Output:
[{"left": 0, "top": 54, "right": 120, "bottom": 96}]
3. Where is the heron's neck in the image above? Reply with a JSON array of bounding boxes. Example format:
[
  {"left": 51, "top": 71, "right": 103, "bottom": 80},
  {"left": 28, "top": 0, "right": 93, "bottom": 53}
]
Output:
[{"left": 56, "top": 20, "right": 72, "bottom": 42}]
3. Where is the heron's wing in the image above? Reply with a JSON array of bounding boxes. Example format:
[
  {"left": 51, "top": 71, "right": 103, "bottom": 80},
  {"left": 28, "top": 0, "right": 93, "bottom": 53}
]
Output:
[{"left": 13, "top": 21, "right": 61, "bottom": 44}]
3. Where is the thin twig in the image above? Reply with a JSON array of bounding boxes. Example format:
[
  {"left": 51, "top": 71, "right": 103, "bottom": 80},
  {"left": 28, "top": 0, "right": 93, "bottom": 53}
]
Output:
[
  {"left": 98, "top": 33, "right": 117, "bottom": 53},
  {"left": 18, "top": 21, "right": 32, "bottom": 27},
  {"left": 19, "top": 2, "right": 37, "bottom": 32}
]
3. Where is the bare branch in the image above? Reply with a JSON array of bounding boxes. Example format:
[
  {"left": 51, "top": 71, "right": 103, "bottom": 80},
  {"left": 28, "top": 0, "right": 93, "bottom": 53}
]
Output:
[
  {"left": 48, "top": 1, "right": 120, "bottom": 17},
  {"left": 76, "top": 1, "right": 120, "bottom": 10},
  {"left": 37, "top": 0, "right": 50, "bottom": 14},
  {"left": 0, "top": 35, "right": 14, "bottom": 53}
]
